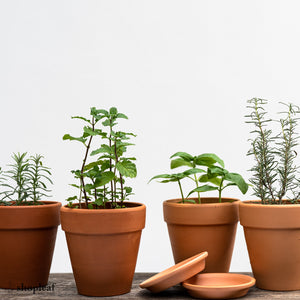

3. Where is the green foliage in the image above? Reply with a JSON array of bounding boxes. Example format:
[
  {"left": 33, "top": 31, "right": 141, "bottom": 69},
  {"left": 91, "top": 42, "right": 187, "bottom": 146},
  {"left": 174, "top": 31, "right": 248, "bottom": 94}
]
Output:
[
  {"left": 149, "top": 152, "right": 248, "bottom": 203},
  {"left": 246, "top": 98, "right": 300, "bottom": 204},
  {"left": 63, "top": 107, "right": 136, "bottom": 209},
  {"left": 0, "top": 153, "right": 52, "bottom": 205}
]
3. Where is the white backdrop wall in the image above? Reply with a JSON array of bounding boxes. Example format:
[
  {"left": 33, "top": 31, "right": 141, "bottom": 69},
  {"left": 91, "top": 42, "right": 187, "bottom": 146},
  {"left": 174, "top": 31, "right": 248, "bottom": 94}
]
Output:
[{"left": 1, "top": 0, "right": 300, "bottom": 273}]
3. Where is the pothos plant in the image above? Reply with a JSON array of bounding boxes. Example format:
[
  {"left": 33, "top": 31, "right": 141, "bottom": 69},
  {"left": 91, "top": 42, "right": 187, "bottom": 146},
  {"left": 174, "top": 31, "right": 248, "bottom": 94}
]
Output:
[
  {"left": 149, "top": 152, "right": 248, "bottom": 203},
  {"left": 246, "top": 98, "right": 300, "bottom": 204},
  {"left": 63, "top": 107, "right": 137, "bottom": 209},
  {"left": 0, "top": 152, "right": 52, "bottom": 205}
]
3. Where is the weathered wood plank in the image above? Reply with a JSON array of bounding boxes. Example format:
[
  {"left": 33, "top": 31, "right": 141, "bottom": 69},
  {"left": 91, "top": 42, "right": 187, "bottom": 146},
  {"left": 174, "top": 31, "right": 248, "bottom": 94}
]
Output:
[{"left": 0, "top": 273, "right": 299, "bottom": 299}]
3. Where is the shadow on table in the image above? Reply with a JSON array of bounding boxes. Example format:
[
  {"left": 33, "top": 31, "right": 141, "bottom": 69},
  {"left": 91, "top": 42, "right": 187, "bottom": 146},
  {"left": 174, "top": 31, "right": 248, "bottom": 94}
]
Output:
[{"left": 137, "top": 285, "right": 190, "bottom": 299}]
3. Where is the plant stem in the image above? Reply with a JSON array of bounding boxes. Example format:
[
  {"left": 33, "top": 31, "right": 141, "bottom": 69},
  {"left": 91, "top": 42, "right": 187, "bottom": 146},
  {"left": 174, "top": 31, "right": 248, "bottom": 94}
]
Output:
[
  {"left": 194, "top": 174, "right": 201, "bottom": 204},
  {"left": 80, "top": 117, "right": 95, "bottom": 208},
  {"left": 109, "top": 122, "right": 114, "bottom": 204},
  {"left": 218, "top": 177, "right": 224, "bottom": 203},
  {"left": 178, "top": 179, "right": 185, "bottom": 203}
]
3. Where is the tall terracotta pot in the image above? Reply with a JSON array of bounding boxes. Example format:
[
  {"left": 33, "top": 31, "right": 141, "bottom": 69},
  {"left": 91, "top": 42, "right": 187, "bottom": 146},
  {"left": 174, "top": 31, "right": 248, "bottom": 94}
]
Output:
[
  {"left": 61, "top": 202, "right": 146, "bottom": 297},
  {"left": 163, "top": 197, "right": 239, "bottom": 273},
  {"left": 239, "top": 201, "right": 300, "bottom": 291},
  {"left": 0, "top": 201, "right": 61, "bottom": 289}
]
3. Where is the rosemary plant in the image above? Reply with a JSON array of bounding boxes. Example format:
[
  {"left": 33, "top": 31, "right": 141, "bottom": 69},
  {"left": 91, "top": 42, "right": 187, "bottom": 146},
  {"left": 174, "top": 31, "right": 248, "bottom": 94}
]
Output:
[
  {"left": 246, "top": 98, "right": 300, "bottom": 204},
  {"left": 0, "top": 152, "right": 52, "bottom": 205},
  {"left": 63, "top": 107, "right": 136, "bottom": 209},
  {"left": 149, "top": 152, "right": 248, "bottom": 203}
]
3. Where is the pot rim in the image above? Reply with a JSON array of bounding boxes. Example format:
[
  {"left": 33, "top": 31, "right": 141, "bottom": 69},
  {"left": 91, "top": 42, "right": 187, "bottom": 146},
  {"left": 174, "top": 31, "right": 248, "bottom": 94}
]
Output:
[
  {"left": 61, "top": 201, "right": 145, "bottom": 214},
  {"left": 164, "top": 197, "right": 240, "bottom": 207},
  {"left": 0, "top": 201, "right": 61, "bottom": 209},
  {"left": 240, "top": 200, "right": 300, "bottom": 208}
]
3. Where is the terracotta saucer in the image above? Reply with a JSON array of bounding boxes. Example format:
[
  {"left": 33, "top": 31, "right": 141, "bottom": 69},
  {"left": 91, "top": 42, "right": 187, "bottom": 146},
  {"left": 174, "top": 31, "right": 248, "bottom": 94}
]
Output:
[
  {"left": 182, "top": 273, "right": 256, "bottom": 299},
  {"left": 139, "top": 251, "right": 208, "bottom": 293}
]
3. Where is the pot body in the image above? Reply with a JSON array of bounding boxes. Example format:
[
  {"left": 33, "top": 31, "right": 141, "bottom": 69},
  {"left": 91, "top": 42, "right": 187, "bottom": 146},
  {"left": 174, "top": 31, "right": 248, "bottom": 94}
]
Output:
[
  {"left": 61, "top": 202, "right": 146, "bottom": 297},
  {"left": 240, "top": 201, "right": 300, "bottom": 291},
  {"left": 0, "top": 201, "right": 61, "bottom": 289},
  {"left": 163, "top": 197, "right": 239, "bottom": 273}
]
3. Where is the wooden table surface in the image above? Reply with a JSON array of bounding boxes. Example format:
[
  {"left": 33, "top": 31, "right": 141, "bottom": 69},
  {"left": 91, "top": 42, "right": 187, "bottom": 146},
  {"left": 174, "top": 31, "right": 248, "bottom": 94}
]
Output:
[{"left": 0, "top": 273, "right": 299, "bottom": 299}]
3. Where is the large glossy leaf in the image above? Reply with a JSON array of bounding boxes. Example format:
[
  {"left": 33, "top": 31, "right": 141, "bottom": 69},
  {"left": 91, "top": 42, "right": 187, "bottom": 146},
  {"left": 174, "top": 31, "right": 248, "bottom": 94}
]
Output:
[
  {"left": 170, "top": 158, "right": 193, "bottom": 169},
  {"left": 195, "top": 153, "right": 224, "bottom": 167},
  {"left": 170, "top": 152, "right": 193, "bottom": 162},
  {"left": 224, "top": 172, "right": 248, "bottom": 194},
  {"left": 183, "top": 168, "right": 205, "bottom": 176},
  {"left": 187, "top": 185, "right": 218, "bottom": 197},
  {"left": 208, "top": 166, "right": 228, "bottom": 177},
  {"left": 199, "top": 174, "right": 222, "bottom": 186}
]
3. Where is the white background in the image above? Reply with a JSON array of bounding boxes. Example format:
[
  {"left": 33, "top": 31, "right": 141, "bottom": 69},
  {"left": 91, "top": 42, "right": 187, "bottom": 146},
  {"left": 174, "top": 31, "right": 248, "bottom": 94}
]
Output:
[{"left": 1, "top": 0, "right": 300, "bottom": 273}]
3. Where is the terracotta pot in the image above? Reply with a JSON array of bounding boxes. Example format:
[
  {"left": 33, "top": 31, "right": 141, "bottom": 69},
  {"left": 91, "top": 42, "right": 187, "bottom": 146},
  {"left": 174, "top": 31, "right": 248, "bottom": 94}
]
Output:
[
  {"left": 163, "top": 197, "right": 239, "bottom": 273},
  {"left": 0, "top": 201, "right": 61, "bottom": 289},
  {"left": 240, "top": 200, "right": 300, "bottom": 291},
  {"left": 61, "top": 202, "right": 146, "bottom": 297}
]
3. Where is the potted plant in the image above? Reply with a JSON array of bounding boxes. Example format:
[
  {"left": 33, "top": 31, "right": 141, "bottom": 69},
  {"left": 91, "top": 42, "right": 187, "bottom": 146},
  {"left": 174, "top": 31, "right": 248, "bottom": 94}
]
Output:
[
  {"left": 0, "top": 152, "right": 60, "bottom": 289},
  {"left": 61, "top": 107, "right": 146, "bottom": 297},
  {"left": 240, "top": 98, "right": 300, "bottom": 291},
  {"left": 149, "top": 152, "right": 248, "bottom": 273}
]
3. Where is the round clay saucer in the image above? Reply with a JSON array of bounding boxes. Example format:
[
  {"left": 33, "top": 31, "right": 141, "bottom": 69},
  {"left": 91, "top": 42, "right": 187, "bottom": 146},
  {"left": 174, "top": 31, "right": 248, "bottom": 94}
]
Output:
[
  {"left": 139, "top": 251, "right": 208, "bottom": 293},
  {"left": 182, "top": 273, "right": 256, "bottom": 299}
]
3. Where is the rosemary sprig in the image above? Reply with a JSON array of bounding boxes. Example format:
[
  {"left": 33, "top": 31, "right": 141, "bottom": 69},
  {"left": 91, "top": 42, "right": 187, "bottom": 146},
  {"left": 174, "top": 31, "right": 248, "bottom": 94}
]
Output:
[{"left": 245, "top": 98, "right": 300, "bottom": 204}]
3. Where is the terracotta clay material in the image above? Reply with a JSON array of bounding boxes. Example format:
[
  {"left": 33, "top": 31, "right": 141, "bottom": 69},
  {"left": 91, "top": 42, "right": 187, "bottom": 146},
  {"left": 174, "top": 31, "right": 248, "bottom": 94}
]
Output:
[
  {"left": 0, "top": 201, "right": 61, "bottom": 289},
  {"left": 183, "top": 273, "right": 255, "bottom": 299},
  {"left": 139, "top": 251, "right": 208, "bottom": 293},
  {"left": 163, "top": 198, "right": 239, "bottom": 273},
  {"left": 61, "top": 202, "right": 146, "bottom": 297},
  {"left": 240, "top": 200, "right": 300, "bottom": 291}
]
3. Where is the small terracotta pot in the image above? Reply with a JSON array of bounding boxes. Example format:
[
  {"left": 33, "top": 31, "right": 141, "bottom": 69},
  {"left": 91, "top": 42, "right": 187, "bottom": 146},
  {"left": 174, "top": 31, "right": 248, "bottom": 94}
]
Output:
[
  {"left": 0, "top": 201, "right": 61, "bottom": 289},
  {"left": 163, "top": 197, "right": 239, "bottom": 273},
  {"left": 61, "top": 202, "right": 146, "bottom": 297},
  {"left": 240, "top": 200, "right": 300, "bottom": 291}
]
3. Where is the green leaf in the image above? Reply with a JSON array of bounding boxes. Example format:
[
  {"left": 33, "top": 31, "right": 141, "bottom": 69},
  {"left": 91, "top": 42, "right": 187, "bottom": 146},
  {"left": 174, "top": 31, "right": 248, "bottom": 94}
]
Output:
[
  {"left": 91, "top": 145, "right": 112, "bottom": 156},
  {"left": 116, "top": 160, "right": 137, "bottom": 178},
  {"left": 94, "top": 171, "right": 115, "bottom": 187},
  {"left": 224, "top": 172, "right": 248, "bottom": 194},
  {"left": 195, "top": 153, "right": 224, "bottom": 167},
  {"left": 69, "top": 184, "right": 80, "bottom": 189},
  {"left": 63, "top": 134, "right": 87, "bottom": 144},
  {"left": 184, "top": 199, "right": 196, "bottom": 204},
  {"left": 83, "top": 126, "right": 98, "bottom": 136},
  {"left": 199, "top": 174, "right": 222, "bottom": 186},
  {"left": 109, "top": 107, "right": 118, "bottom": 115},
  {"left": 71, "top": 116, "right": 91, "bottom": 123},
  {"left": 84, "top": 161, "right": 103, "bottom": 171},
  {"left": 183, "top": 168, "right": 205, "bottom": 176},
  {"left": 170, "top": 152, "right": 193, "bottom": 162},
  {"left": 102, "top": 119, "right": 111, "bottom": 126},
  {"left": 187, "top": 185, "right": 218, "bottom": 197},
  {"left": 66, "top": 196, "right": 77, "bottom": 202},
  {"left": 170, "top": 158, "right": 193, "bottom": 169},
  {"left": 208, "top": 166, "right": 228, "bottom": 177},
  {"left": 148, "top": 174, "right": 173, "bottom": 183},
  {"left": 116, "top": 113, "right": 128, "bottom": 119},
  {"left": 94, "top": 108, "right": 109, "bottom": 116}
]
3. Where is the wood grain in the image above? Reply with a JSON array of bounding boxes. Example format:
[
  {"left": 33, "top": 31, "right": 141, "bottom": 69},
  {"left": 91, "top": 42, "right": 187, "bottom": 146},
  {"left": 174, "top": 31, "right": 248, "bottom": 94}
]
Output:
[{"left": 0, "top": 273, "right": 299, "bottom": 299}]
